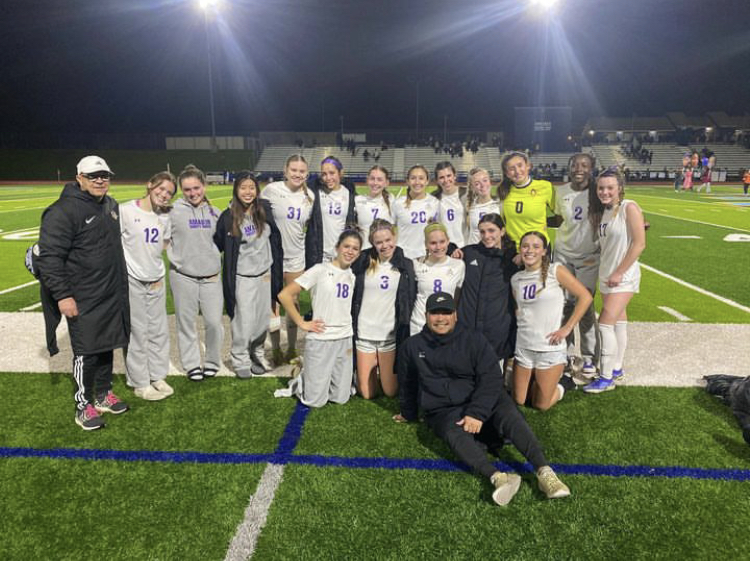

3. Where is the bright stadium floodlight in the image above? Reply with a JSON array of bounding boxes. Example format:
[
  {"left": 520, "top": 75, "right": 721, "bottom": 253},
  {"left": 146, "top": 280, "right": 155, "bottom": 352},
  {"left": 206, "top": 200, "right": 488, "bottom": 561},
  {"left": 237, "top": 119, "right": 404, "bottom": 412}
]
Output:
[
  {"left": 198, "top": 0, "right": 221, "bottom": 152},
  {"left": 530, "top": 0, "right": 559, "bottom": 10}
]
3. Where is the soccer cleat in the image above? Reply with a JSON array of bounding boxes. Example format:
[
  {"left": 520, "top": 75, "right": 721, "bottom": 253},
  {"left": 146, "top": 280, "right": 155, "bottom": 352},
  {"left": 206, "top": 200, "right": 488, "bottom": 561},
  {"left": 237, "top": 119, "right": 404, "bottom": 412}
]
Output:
[
  {"left": 187, "top": 367, "right": 204, "bottom": 382},
  {"left": 75, "top": 404, "right": 105, "bottom": 431},
  {"left": 94, "top": 391, "right": 129, "bottom": 415},
  {"left": 537, "top": 466, "right": 571, "bottom": 499},
  {"left": 151, "top": 379, "right": 174, "bottom": 397},
  {"left": 581, "top": 360, "right": 598, "bottom": 376},
  {"left": 583, "top": 377, "right": 615, "bottom": 394},
  {"left": 134, "top": 385, "right": 168, "bottom": 401},
  {"left": 611, "top": 368, "right": 624, "bottom": 380},
  {"left": 559, "top": 373, "right": 576, "bottom": 392},
  {"left": 490, "top": 471, "right": 522, "bottom": 506}
]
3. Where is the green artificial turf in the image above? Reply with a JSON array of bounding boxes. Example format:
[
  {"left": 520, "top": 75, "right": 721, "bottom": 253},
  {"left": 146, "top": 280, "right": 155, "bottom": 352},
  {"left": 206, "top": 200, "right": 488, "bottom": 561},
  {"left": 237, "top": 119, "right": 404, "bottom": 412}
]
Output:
[
  {"left": 0, "top": 458, "right": 263, "bottom": 561},
  {"left": 255, "top": 465, "right": 749, "bottom": 560},
  {"left": 0, "top": 373, "right": 293, "bottom": 453}
]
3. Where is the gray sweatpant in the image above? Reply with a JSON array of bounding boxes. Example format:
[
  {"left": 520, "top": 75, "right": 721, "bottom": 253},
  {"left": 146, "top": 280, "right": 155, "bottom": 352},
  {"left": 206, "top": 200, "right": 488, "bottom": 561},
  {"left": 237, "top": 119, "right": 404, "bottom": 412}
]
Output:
[
  {"left": 125, "top": 275, "right": 169, "bottom": 388},
  {"left": 231, "top": 273, "right": 271, "bottom": 371},
  {"left": 290, "top": 337, "right": 353, "bottom": 407},
  {"left": 169, "top": 268, "right": 224, "bottom": 372},
  {"left": 554, "top": 252, "right": 600, "bottom": 362}
]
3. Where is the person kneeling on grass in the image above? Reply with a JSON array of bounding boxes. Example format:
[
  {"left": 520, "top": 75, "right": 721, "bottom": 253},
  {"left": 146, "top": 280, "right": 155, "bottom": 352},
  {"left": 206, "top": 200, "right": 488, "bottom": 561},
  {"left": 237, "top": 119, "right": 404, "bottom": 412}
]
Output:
[{"left": 395, "top": 292, "right": 570, "bottom": 506}]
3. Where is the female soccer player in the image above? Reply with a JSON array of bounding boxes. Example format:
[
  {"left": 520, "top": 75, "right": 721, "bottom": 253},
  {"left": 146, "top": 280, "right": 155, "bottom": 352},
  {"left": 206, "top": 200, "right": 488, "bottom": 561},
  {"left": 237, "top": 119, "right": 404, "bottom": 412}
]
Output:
[
  {"left": 392, "top": 164, "right": 440, "bottom": 259},
  {"left": 305, "top": 155, "right": 356, "bottom": 265},
  {"left": 120, "top": 171, "right": 176, "bottom": 399},
  {"left": 457, "top": 213, "right": 519, "bottom": 366},
  {"left": 261, "top": 154, "right": 316, "bottom": 364},
  {"left": 214, "top": 171, "right": 283, "bottom": 378},
  {"left": 351, "top": 219, "right": 416, "bottom": 399},
  {"left": 168, "top": 164, "right": 224, "bottom": 382},
  {"left": 497, "top": 152, "right": 556, "bottom": 252},
  {"left": 583, "top": 168, "right": 646, "bottom": 393},
  {"left": 511, "top": 231, "right": 593, "bottom": 410},
  {"left": 355, "top": 165, "right": 393, "bottom": 250},
  {"left": 433, "top": 161, "right": 466, "bottom": 248},
  {"left": 465, "top": 167, "right": 501, "bottom": 245},
  {"left": 276, "top": 230, "right": 362, "bottom": 407},
  {"left": 553, "top": 153, "right": 600, "bottom": 376},
  {"left": 410, "top": 223, "right": 465, "bottom": 335}
]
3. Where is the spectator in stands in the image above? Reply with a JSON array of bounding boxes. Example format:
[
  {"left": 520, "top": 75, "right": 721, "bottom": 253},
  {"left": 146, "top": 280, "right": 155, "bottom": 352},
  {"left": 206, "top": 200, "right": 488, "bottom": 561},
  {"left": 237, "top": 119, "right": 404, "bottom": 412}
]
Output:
[
  {"left": 261, "top": 155, "right": 315, "bottom": 365},
  {"left": 742, "top": 168, "right": 750, "bottom": 196}
]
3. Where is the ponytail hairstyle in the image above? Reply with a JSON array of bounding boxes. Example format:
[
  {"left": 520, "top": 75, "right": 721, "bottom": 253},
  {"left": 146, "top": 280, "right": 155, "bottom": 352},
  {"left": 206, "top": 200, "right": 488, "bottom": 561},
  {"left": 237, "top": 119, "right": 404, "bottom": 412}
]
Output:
[
  {"left": 367, "top": 218, "right": 397, "bottom": 274},
  {"left": 465, "top": 167, "right": 493, "bottom": 226},
  {"left": 520, "top": 231, "right": 550, "bottom": 291},
  {"left": 405, "top": 164, "right": 429, "bottom": 209},
  {"left": 284, "top": 154, "right": 313, "bottom": 205},
  {"left": 230, "top": 170, "right": 266, "bottom": 239},
  {"left": 422, "top": 221, "right": 449, "bottom": 261},
  {"left": 146, "top": 171, "right": 177, "bottom": 212},
  {"left": 433, "top": 161, "right": 457, "bottom": 200},
  {"left": 477, "top": 212, "right": 507, "bottom": 250},
  {"left": 497, "top": 151, "right": 531, "bottom": 200},
  {"left": 178, "top": 164, "right": 211, "bottom": 205},
  {"left": 368, "top": 165, "right": 391, "bottom": 214},
  {"left": 588, "top": 165, "right": 625, "bottom": 242},
  {"left": 320, "top": 155, "right": 344, "bottom": 195}
]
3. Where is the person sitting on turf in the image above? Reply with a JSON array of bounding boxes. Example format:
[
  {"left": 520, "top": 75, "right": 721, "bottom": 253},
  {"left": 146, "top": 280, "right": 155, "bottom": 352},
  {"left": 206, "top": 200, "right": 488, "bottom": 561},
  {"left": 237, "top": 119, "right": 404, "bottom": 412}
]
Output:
[
  {"left": 395, "top": 292, "right": 570, "bottom": 506},
  {"left": 704, "top": 374, "right": 750, "bottom": 445}
]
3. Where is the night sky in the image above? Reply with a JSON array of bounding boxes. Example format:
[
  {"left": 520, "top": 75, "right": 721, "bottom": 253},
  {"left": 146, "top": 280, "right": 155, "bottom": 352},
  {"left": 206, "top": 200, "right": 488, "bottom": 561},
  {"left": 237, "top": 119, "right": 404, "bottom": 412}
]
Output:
[{"left": 1, "top": 0, "right": 749, "bottom": 135}]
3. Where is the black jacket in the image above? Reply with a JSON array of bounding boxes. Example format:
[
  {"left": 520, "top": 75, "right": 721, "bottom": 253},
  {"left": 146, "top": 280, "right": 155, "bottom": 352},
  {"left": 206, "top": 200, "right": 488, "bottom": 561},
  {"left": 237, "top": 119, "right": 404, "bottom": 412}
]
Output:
[
  {"left": 214, "top": 199, "right": 284, "bottom": 319},
  {"left": 398, "top": 325, "right": 504, "bottom": 422},
  {"left": 457, "top": 242, "right": 520, "bottom": 360},
  {"left": 304, "top": 176, "right": 357, "bottom": 269},
  {"left": 36, "top": 182, "right": 130, "bottom": 355},
  {"left": 351, "top": 246, "right": 416, "bottom": 350}
]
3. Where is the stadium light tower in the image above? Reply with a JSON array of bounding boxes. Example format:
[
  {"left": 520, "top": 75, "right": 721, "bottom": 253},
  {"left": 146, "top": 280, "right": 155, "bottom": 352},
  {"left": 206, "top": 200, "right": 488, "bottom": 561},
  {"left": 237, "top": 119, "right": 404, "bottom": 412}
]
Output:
[{"left": 199, "top": 0, "right": 220, "bottom": 152}]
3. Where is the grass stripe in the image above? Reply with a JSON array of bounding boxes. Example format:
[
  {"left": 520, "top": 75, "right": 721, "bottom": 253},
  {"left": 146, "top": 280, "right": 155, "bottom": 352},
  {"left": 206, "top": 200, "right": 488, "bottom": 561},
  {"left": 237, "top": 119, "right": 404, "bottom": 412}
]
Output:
[
  {"left": 642, "top": 210, "right": 750, "bottom": 233},
  {"left": 642, "top": 263, "right": 750, "bottom": 314},
  {"left": 0, "top": 280, "right": 38, "bottom": 295},
  {"left": 2, "top": 446, "right": 748, "bottom": 481}
]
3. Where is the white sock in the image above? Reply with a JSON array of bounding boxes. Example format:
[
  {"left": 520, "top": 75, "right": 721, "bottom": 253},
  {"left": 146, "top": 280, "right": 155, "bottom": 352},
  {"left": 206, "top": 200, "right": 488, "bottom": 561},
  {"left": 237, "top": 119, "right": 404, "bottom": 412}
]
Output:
[
  {"left": 599, "top": 324, "right": 616, "bottom": 380},
  {"left": 614, "top": 321, "right": 628, "bottom": 371}
]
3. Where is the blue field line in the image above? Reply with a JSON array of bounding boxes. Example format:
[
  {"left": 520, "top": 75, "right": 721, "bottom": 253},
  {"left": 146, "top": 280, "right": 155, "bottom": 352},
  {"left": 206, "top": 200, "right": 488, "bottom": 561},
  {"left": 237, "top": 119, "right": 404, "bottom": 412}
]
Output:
[
  {"left": 2, "top": 446, "right": 749, "bottom": 481},
  {"left": 273, "top": 402, "right": 310, "bottom": 457}
]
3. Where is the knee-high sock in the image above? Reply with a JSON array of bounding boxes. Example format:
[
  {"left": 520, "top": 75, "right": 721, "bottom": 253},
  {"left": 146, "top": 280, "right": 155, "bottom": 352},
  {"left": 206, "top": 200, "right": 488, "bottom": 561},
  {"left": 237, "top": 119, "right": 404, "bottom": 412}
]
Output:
[
  {"left": 269, "top": 329, "right": 281, "bottom": 351},
  {"left": 286, "top": 315, "right": 298, "bottom": 352},
  {"left": 599, "top": 324, "right": 616, "bottom": 380},
  {"left": 614, "top": 321, "right": 628, "bottom": 371}
]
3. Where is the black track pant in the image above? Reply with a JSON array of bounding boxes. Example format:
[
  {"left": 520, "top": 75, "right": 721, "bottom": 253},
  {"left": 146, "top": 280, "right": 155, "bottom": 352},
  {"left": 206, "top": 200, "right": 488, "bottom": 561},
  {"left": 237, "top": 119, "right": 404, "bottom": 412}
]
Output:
[
  {"left": 426, "top": 389, "right": 547, "bottom": 479},
  {"left": 72, "top": 351, "right": 114, "bottom": 410}
]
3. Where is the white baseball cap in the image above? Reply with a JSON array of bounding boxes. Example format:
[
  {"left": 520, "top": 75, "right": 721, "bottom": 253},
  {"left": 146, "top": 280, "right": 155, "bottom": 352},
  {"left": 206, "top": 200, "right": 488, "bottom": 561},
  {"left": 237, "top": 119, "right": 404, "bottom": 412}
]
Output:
[{"left": 76, "top": 155, "right": 114, "bottom": 175}]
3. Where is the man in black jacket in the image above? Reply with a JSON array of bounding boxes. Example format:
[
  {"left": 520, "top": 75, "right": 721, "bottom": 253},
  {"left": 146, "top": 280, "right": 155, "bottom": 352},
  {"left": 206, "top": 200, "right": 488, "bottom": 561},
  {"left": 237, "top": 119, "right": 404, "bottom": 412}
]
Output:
[
  {"left": 398, "top": 292, "right": 570, "bottom": 505},
  {"left": 37, "top": 156, "right": 131, "bottom": 430}
]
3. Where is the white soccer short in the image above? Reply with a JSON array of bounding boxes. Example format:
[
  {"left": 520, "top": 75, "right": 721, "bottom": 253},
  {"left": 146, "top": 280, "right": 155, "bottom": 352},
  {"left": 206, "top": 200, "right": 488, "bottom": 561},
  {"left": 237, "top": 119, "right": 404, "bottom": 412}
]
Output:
[
  {"left": 514, "top": 348, "right": 568, "bottom": 370},
  {"left": 355, "top": 338, "right": 397, "bottom": 354}
]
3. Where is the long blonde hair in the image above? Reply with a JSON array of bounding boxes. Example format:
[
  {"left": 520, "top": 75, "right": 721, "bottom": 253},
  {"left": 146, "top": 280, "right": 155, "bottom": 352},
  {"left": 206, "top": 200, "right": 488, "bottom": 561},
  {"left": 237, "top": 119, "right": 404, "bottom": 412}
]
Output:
[{"left": 284, "top": 154, "right": 313, "bottom": 205}]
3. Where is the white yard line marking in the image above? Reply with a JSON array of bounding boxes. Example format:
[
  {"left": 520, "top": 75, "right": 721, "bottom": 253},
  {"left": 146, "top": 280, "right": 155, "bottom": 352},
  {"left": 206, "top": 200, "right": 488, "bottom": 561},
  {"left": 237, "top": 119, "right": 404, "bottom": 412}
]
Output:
[
  {"left": 224, "top": 463, "right": 284, "bottom": 561},
  {"left": 641, "top": 211, "right": 750, "bottom": 233},
  {"left": 20, "top": 302, "right": 42, "bottom": 311},
  {"left": 660, "top": 235, "right": 702, "bottom": 239},
  {"left": 642, "top": 264, "right": 750, "bottom": 314},
  {"left": 657, "top": 306, "right": 692, "bottom": 322},
  {"left": 0, "top": 280, "right": 38, "bottom": 295},
  {"left": 0, "top": 206, "right": 46, "bottom": 214}
]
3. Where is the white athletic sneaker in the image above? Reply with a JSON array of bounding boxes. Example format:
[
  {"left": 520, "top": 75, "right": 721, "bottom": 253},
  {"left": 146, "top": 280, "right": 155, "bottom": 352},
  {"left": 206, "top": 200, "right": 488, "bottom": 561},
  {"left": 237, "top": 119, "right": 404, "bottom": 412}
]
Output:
[
  {"left": 537, "top": 466, "right": 571, "bottom": 499},
  {"left": 134, "top": 385, "right": 168, "bottom": 401},
  {"left": 151, "top": 379, "right": 174, "bottom": 397},
  {"left": 490, "top": 471, "right": 522, "bottom": 506}
]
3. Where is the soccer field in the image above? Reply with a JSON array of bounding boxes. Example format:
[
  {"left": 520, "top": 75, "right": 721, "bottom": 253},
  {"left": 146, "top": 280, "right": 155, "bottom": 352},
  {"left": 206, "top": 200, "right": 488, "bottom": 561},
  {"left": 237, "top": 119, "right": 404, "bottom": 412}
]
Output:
[{"left": 1, "top": 183, "right": 749, "bottom": 559}]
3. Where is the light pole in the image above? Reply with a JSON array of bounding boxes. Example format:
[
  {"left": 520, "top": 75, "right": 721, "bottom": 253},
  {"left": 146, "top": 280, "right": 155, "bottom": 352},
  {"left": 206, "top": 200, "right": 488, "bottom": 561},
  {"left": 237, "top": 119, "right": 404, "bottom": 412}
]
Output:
[{"left": 200, "top": 0, "right": 218, "bottom": 152}]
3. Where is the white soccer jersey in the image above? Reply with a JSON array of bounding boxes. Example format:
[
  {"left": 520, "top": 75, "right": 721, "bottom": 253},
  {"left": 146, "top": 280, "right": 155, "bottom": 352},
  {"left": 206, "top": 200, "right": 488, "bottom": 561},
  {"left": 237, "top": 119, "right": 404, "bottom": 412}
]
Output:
[
  {"left": 355, "top": 194, "right": 393, "bottom": 249},
  {"left": 554, "top": 183, "right": 599, "bottom": 260},
  {"left": 296, "top": 262, "right": 355, "bottom": 341},
  {"left": 120, "top": 200, "right": 170, "bottom": 281},
  {"left": 319, "top": 187, "right": 350, "bottom": 260},
  {"left": 410, "top": 257, "right": 465, "bottom": 335},
  {"left": 598, "top": 200, "right": 641, "bottom": 286},
  {"left": 465, "top": 199, "right": 501, "bottom": 245},
  {"left": 438, "top": 192, "right": 465, "bottom": 248},
  {"left": 261, "top": 181, "right": 315, "bottom": 272},
  {"left": 357, "top": 260, "right": 401, "bottom": 341},
  {"left": 511, "top": 263, "right": 565, "bottom": 352},
  {"left": 392, "top": 194, "right": 440, "bottom": 259}
]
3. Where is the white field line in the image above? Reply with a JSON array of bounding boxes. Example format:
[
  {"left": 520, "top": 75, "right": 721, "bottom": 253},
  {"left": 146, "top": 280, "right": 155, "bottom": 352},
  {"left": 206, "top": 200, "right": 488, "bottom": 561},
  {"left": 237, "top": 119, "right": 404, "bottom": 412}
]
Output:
[
  {"left": 634, "top": 193, "right": 742, "bottom": 207},
  {"left": 657, "top": 306, "right": 692, "bottom": 322},
  {"left": 20, "top": 302, "right": 42, "bottom": 311},
  {"left": 224, "top": 463, "right": 284, "bottom": 561},
  {"left": 641, "top": 210, "right": 750, "bottom": 233},
  {"left": 0, "top": 280, "right": 38, "bottom": 295},
  {"left": 0, "top": 205, "right": 46, "bottom": 214},
  {"left": 642, "top": 264, "right": 750, "bottom": 314}
]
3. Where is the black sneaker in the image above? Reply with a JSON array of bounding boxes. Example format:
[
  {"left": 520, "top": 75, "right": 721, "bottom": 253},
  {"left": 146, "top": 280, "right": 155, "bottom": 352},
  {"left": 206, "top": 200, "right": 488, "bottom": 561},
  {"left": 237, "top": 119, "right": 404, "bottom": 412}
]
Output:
[
  {"left": 202, "top": 368, "right": 217, "bottom": 379},
  {"left": 187, "top": 367, "right": 204, "bottom": 381},
  {"left": 75, "top": 404, "right": 105, "bottom": 431},
  {"left": 94, "top": 391, "right": 129, "bottom": 415},
  {"left": 559, "top": 373, "right": 577, "bottom": 392}
]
